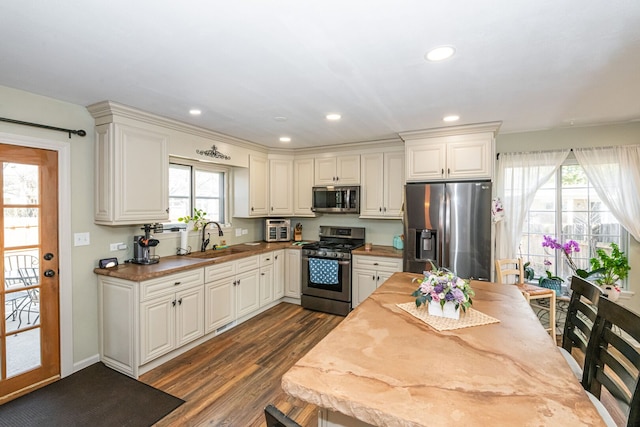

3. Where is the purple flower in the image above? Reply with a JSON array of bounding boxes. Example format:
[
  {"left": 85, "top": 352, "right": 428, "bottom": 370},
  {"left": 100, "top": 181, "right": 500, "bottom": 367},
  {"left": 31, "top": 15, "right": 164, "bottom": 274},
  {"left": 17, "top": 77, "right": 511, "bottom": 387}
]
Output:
[
  {"left": 544, "top": 259, "right": 552, "bottom": 267},
  {"left": 452, "top": 288, "right": 465, "bottom": 303},
  {"left": 434, "top": 284, "right": 444, "bottom": 294}
]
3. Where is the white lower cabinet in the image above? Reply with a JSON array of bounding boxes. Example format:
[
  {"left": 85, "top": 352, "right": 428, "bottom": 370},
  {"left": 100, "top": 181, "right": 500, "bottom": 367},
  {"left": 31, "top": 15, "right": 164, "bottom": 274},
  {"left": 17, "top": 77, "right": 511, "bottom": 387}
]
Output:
[
  {"left": 259, "top": 252, "right": 275, "bottom": 308},
  {"left": 98, "top": 268, "right": 205, "bottom": 377},
  {"left": 352, "top": 255, "right": 402, "bottom": 307},
  {"left": 285, "top": 249, "right": 301, "bottom": 298},
  {"left": 273, "top": 250, "right": 285, "bottom": 299},
  {"left": 99, "top": 250, "right": 297, "bottom": 378},
  {"left": 140, "top": 284, "right": 204, "bottom": 364}
]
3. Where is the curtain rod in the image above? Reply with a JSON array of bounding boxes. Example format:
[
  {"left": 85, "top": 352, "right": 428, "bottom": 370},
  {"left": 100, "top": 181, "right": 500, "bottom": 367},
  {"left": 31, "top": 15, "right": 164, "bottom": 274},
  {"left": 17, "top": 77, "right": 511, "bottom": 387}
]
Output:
[
  {"left": 496, "top": 148, "right": 573, "bottom": 160},
  {"left": 0, "top": 117, "right": 86, "bottom": 139}
]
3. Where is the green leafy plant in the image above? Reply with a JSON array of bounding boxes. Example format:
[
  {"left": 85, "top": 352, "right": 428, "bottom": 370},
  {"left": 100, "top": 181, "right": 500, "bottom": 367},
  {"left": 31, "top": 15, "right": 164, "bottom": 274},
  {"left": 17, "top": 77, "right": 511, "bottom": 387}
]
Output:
[
  {"left": 178, "top": 208, "right": 207, "bottom": 231},
  {"left": 523, "top": 261, "right": 535, "bottom": 281},
  {"left": 588, "top": 243, "right": 630, "bottom": 287}
]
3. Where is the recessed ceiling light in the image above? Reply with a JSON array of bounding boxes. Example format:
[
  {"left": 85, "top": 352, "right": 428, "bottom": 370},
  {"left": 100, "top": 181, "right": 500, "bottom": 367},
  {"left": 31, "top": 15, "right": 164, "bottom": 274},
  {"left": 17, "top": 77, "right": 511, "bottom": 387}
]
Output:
[
  {"left": 326, "top": 113, "right": 342, "bottom": 121},
  {"left": 279, "top": 136, "right": 291, "bottom": 143},
  {"left": 189, "top": 109, "right": 202, "bottom": 116},
  {"left": 425, "top": 46, "right": 456, "bottom": 62},
  {"left": 443, "top": 115, "right": 460, "bottom": 123},
  {"left": 274, "top": 116, "right": 288, "bottom": 122}
]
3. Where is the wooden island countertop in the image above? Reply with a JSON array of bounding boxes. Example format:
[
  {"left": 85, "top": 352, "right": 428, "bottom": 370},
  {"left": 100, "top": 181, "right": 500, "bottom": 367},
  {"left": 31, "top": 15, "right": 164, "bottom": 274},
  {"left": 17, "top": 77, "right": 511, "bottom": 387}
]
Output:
[{"left": 281, "top": 272, "right": 605, "bottom": 427}]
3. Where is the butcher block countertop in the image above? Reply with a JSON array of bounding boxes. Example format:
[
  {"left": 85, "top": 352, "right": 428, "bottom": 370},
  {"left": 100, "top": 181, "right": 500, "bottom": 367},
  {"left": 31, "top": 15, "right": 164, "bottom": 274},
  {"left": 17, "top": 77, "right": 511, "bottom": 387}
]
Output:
[
  {"left": 281, "top": 272, "right": 605, "bottom": 427},
  {"left": 351, "top": 245, "right": 403, "bottom": 258},
  {"left": 93, "top": 241, "right": 302, "bottom": 282}
]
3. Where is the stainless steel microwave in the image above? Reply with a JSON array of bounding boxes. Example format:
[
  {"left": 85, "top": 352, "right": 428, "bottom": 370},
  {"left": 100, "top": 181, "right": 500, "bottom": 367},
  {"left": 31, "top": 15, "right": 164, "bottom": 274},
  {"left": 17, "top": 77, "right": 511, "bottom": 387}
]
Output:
[{"left": 311, "top": 186, "right": 360, "bottom": 214}]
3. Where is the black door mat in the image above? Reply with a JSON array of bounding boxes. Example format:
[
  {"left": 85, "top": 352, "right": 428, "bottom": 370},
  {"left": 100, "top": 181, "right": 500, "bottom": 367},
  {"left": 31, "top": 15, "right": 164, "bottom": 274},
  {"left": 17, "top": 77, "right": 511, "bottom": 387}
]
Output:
[{"left": 0, "top": 362, "right": 184, "bottom": 426}]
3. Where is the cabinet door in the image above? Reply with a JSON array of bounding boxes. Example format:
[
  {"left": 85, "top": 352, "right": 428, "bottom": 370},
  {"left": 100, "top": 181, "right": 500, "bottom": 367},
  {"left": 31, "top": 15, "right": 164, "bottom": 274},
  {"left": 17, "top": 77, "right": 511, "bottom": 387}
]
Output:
[
  {"left": 377, "top": 271, "right": 395, "bottom": 288},
  {"left": 140, "top": 294, "right": 175, "bottom": 364},
  {"left": 273, "top": 250, "right": 285, "bottom": 299},
  {"left": 360, "top": 153, "right": 384, "bottom": 217},
  {"left": 352, "top": 268, "right": 377, "bottom": 308},
  {"left": 249, "top": 155, "right": 269, "bottom": 216},
  {"left": 314, "top": 157, "right": 337, "bottom": 185},
  {"left": 405, "top": 141, "right": 446, "bottom": 181},
  {"left": 175, "top": 285, "right": 205, "bottom": 347},
  {"left": 285, "top": 249, "right": 301, "bottom": 298},
  {"left": 236, "top": 269, "right": 260, "bottom": 318},
  {"left": 446, "top": 135, "right": 492, "bottom": 179},
  {"left": 383, "top": 152, "right": 405, "bottom": 217},
  {"left": 293, "top": 158, "right": 315, "bottom": 216},
  {"left": 269, "top": 158, "right": 293, "bottom": 216},
  {"left": 205, "top": 277, "right": 235, "bottom": 334},
  {"left": 259, "top": 265, "right": 274, "bottom": 307},
  {"left": 96, "top": 123, "right": 170, "bottom": 225},
  {"left": 336, "top": 155, "right": 360, "bottom": 184}
]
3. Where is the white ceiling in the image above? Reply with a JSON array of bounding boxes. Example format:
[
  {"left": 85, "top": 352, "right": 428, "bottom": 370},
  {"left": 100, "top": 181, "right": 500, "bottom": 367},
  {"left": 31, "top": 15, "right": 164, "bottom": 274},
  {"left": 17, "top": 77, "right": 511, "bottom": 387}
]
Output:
[{"left": 1, "top": 1, "right": 639, "bottom": 149}]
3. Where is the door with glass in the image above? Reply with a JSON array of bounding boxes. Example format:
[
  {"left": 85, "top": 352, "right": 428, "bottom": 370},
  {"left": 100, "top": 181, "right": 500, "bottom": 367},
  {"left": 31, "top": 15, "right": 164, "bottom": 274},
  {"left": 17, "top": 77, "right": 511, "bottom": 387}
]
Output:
[{"left": 0, "top": 143, "right": 60, "bottom": 401}]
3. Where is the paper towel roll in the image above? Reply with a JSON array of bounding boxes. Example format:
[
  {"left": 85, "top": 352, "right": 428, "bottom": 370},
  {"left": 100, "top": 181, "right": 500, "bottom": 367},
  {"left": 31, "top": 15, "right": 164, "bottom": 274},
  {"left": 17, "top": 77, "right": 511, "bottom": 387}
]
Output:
[{"left": 179, "top": 229, "right": 188, "bottom": 254}]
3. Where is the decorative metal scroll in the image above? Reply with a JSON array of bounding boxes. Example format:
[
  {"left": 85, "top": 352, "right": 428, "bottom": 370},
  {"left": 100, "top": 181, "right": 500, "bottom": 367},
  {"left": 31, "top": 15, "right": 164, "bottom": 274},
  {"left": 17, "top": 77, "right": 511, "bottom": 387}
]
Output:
[{"left": 196, "top": 145, "right": 231, "bottom": 160}]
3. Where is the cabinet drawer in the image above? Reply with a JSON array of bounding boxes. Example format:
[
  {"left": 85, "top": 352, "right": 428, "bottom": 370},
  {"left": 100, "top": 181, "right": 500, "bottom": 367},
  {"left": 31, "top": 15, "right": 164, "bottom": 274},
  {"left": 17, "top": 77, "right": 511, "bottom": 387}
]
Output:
[
  {"left": 237, "top": 255, "right": 260, "bottom": 271},
  {"left": 260, "top": 252, "right": 274, "bottom": 267},
  {"left": 205, "top": 261, "right": 237, "bottom": 283},
  {"left": 352, "top": 255, "right": 402, "bottom": 272},
  {"left": 140, "top": 269, "right": 204, "bottom": 301}
]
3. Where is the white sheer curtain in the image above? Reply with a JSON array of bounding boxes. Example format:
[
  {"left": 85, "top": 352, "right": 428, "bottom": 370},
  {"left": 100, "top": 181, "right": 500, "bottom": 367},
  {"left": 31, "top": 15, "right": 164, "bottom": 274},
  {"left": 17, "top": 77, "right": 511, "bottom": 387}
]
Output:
[
  {"left": 574, "top": 145, "right": 640, "bottom": 242},
  {"left": 495, "top": 150, "right": 570, "bottom": 260}
]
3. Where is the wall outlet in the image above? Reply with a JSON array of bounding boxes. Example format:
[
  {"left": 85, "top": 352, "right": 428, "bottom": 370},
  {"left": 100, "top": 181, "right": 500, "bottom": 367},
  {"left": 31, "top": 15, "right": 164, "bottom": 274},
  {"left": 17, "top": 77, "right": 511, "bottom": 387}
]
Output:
[
  {"left": 74, "top": 232, "right": 90, "bottom": 246},
  {"left": 110, "top": 242, "right": 125, "bottom": 251},
  {"left": 235, "top": 228, "right": 242, "bottom": 237}
]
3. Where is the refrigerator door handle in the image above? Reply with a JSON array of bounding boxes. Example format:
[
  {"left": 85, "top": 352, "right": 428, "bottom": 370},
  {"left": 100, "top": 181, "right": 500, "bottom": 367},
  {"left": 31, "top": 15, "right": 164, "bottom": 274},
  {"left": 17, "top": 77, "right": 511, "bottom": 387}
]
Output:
[{"left": 439, "top": 192, "right": 447, "bottom": 268}]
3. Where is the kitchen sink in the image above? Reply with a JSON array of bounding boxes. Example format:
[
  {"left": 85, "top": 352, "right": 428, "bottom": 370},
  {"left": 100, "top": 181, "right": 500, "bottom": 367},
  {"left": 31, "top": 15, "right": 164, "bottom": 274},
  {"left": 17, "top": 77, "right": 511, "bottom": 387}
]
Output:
[{"left": 186, "top": 246, "right": 249, "bottom": 259}]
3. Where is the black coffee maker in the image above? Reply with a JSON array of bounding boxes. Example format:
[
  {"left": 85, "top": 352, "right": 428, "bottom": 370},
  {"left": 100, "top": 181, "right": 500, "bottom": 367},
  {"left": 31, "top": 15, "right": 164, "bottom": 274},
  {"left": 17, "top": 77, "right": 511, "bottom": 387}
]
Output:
[{"left": 132, "top": 223, "right": 163, "bottom": 265}]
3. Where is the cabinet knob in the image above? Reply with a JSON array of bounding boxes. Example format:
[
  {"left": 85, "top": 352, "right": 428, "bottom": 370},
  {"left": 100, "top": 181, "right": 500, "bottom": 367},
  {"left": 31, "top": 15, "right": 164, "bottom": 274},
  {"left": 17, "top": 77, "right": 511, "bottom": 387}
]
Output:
[
  {"left": 379, "top": 207, "right": 382, "bottom": 212},
  {"left": 166, "top": 208, "right": 170, "bottom": 213},
  {"left": 261, "top": 272, "right": 265, "bottom": 276},
  {"left": 251, "top": 207, "right": 254, "bottom": 212},
  {"left": 178, "top": 298, "right": 183, "bottom": 305},
  {"left": 372, "top": 275, "right": 375, "bottom": 280},
  {"left": 383, "top": 207, "right": 387, "bottom": 212},
  {"left": 373, "top": 263, "right": 378, "bottom": 266},
  {"left": 233, "top": 280, "right": 237, "bottom": 286},
  {"left": 447, "top": 168, "right": 450, "bottom": 175},
  {"left": 266, "top": 258, "right": 270, "bottom": 261},
  {"left": 441, "top": 168, "right": 444, "bottom": 176},
  {"left": 172, "top": 300, "right": 176, "bottom": 306},
  {"left": 174, "top": 281, "right": 181, "bottom": 286},
  {"left": 237, "top": 279, "right": 241, "bottom": 285},
  {"left": 271, "top": 207, "right": 273, "bottom": 211},
  {"left": 377, "top": 276, "right": 380, "bottom": 281}
]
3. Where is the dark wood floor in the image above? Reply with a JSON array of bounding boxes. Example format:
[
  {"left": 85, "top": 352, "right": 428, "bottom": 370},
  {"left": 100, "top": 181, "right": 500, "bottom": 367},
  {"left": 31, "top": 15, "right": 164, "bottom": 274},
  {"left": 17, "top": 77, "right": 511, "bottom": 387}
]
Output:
[{"left": 140, "top": 302, "right": 343, "bottom": 427}]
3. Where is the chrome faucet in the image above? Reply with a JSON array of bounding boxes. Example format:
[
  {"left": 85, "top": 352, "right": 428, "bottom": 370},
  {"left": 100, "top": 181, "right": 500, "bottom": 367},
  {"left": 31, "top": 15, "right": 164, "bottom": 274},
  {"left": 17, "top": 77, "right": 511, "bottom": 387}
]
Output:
[{"left": 201, "top": 221, "right": 224, "bottom": 252}]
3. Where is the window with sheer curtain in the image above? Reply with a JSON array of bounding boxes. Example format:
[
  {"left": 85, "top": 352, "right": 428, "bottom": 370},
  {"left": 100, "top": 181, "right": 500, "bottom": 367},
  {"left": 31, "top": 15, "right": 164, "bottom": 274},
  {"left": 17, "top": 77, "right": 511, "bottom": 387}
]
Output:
[
  {"left": 519, "top": 157, "right": 628, "bottom": 284},
  {"left": 496, "top": 145, "right": 640, "bottom": 288}
]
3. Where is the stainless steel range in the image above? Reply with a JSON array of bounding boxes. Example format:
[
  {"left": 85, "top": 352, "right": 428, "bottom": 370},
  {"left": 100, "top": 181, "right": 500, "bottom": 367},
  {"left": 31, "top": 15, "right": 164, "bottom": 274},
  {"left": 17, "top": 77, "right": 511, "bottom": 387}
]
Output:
[{"left": 301, "top": 226, "right": 365, "bottom": 316}]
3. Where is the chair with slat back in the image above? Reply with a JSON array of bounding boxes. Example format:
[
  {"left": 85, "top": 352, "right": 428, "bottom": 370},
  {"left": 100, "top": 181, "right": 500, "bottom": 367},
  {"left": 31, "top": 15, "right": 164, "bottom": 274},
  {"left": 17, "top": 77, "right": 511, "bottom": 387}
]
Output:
[
  {"left": 494, "top": 258, "right": 556, "bottom": 339},
  {"left": 559, "top": 275, "right": 603, "bottom": 380},
  {"left": 264, "top": 405, "right": 301, "bottom": 427},
  {"left": 583, "top": 297, "right": 640, "bottom": 427}
]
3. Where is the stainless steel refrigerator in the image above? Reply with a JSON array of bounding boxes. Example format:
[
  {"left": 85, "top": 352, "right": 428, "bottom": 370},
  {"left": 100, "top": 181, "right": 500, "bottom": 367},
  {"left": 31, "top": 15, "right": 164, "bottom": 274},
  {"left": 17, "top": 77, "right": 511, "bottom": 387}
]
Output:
[{"left": 403, "top": 181, "right": 492, "bottom": 280}]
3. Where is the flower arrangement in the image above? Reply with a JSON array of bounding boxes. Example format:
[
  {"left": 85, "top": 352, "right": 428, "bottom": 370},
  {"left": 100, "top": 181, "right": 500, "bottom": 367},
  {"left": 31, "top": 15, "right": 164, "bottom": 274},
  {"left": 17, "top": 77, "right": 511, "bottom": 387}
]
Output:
[{"left": 411, "top": 264, "right": 474, "bottom": 312}]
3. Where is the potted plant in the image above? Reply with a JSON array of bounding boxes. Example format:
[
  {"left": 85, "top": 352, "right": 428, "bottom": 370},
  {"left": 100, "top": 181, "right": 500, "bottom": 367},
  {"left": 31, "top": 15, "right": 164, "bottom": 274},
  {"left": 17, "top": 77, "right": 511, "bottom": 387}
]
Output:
[
  {"left": 587, "top": 243, "right": 630, "bottom": 301},
  {"left": 411, "top": 262, "right": 475, "bottom": 319},
  {"left": 178, "top": 207, "right": 207, "bottom": 231},
  {"left": 538, "top": 259, "right": 564, "bottom": 296}
]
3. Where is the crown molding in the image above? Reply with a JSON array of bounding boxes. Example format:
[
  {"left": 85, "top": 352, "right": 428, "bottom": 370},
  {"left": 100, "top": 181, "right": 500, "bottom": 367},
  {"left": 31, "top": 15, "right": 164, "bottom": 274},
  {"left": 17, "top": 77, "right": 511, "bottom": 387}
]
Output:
[{"left": 399, "top": 121, "right": 502, "bottom": 141}]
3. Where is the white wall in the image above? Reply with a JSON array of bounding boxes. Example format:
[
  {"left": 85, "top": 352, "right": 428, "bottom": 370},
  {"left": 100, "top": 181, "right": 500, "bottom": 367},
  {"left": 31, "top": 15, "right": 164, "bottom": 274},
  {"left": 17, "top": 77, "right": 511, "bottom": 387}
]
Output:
[{"left": 496, "top": 123, "right": 640, "bottom": 315}]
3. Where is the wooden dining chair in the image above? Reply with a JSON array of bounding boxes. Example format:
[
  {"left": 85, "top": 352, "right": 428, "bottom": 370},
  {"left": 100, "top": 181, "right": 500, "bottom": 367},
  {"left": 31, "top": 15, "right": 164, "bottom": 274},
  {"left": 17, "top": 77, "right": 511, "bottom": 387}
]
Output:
[
  {"left": 559, "top": 275, "right": 603, "bottom": 380},
  {"left": 582, "top": 297, "right": 640, "bottom": 427},
  {"left": 494, "top": 258, "right": 556, "bottom": 338},
  {"left": 264, "top": 404, "right": 302, "bottom": 427}
]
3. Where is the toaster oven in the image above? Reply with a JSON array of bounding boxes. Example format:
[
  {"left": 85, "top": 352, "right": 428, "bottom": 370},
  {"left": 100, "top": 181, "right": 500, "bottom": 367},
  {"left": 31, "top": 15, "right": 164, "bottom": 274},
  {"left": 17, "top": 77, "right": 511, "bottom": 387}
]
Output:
[{"left": 264, "top": 218, "right": 291, "bottom": 242}]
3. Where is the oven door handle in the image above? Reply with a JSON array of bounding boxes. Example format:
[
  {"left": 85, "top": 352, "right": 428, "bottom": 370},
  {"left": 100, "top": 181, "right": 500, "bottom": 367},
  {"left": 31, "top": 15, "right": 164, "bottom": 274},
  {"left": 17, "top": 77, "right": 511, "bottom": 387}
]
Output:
[{"left": 303, "top": 256, "right": 350, "bottom": 266}]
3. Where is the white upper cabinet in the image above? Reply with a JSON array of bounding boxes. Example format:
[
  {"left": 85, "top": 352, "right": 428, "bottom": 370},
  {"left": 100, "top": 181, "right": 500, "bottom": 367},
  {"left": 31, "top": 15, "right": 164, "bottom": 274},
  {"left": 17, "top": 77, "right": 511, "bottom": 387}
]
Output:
[
  {"left": 314, "top": 155, "right": 360, "bottom": 185},
  {"left": 401, "top": 122, "right": 500, "bottom": 182},
  {"left": 360, "top": 151, "right": 404, "bottom": 218},
  {"left": 94, "top": 122, "right": 169, "bottom": 225},
  {"left": 234, "top": 154, "right": 269, "bottom": 217},
  {"left": 293, "top": 158, "right": 315, "bottom": 216},
  {"left": 268, "top": 158, "right": 294, "bottom": 216}
]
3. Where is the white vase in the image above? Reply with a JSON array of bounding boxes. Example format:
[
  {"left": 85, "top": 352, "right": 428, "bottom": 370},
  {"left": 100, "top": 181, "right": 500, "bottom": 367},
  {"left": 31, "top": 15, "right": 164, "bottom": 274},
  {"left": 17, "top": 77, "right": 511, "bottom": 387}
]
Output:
[
  {"left": 602, "top": 285, "right": 620, "bottom": 302},
  {"left": 428, "top": 300, "right": 460, "bottom": 320}
]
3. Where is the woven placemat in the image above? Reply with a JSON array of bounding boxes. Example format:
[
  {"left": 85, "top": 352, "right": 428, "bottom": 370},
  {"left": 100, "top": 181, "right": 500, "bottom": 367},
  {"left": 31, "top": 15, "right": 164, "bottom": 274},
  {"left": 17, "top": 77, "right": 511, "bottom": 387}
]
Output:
[{"left": 397, "top": 302, "right": 500, "bottom": 331}]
